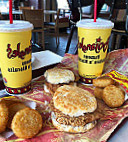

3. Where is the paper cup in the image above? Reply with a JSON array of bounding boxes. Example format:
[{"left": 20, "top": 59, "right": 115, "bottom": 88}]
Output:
[
  {"left": 0, "top": 20, "right": 33, "bottom": 94},
  {"left": 77, "top": 19, "right": 114, "bottom": 84}
]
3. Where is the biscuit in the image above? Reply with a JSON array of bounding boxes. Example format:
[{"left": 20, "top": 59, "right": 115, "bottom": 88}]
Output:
[
  {"left": 7, "top": 103, "right": 28, "bottom": 129},
  {"left": 0, "top": 102, "right": 8, "bottom": 133},
  {"left": 11, "top": 108, "right": 42, "bottom": 138},
  {"left": 93, "top": 76, "right": 115, "bottom": 87},
  {"left": 102, "top": 85, "right": 125, "bottom": 108},
  {"left": 44, "top": 68, "right": 75, "bottom": 84},
  {"left": 53, "top": 85, "right": 97, "bottom": 117},
  {"left": 94, "top": 87, "right": 103, "bottom": 99}
]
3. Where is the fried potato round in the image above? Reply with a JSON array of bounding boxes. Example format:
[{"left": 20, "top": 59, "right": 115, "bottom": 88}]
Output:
[
  {"left": 0, "top": 102, "right": 8, "bottom": 133},
  {"left": 102, "top": 85, "right": 125, "bottom": 108},
  {"left": 11, "top": 108, "right": 42, "bottom": 138},
  {"left": 94, "top": 87, "right": 103, "bottom": 99},
  {"left": 1, "top": 100, "right": 19, "bottom": 107},
  {"left": 93, "top": 76, "right": 115, "bottom": 87},
  {"left": 7, "top": 103, "right": 28, "bottom": 129},
  {"left": 115, "top": 82, "right": 126, "bottom": 94}
]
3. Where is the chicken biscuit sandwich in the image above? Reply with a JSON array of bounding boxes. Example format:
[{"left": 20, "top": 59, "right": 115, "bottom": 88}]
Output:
[
  {"left": 44, "top": 68, "right": 77, "bottom": 94},
  {"left": 50, "top": 85, "right": 102, "bottom": 133}
]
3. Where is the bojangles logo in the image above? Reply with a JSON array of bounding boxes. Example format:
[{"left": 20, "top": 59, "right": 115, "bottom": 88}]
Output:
[
  {"left": 7, "top": 43, "right": 32, "bottom": 59},
  {"left": 78, "top": 36, "right": 109, "bottom": 53}
]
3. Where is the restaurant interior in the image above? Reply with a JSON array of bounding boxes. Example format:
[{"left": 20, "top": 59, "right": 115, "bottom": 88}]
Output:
[
  {"left": 0, "top": 0, "right": 127, "bottom": 56},
  {"left": 0, "top": 0, "right": 128, "bottom": 142}
]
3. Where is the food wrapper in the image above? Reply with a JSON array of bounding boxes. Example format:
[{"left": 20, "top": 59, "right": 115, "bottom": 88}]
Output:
[{"left": 0, "top": 49, "right": 128, "bottom": 142}]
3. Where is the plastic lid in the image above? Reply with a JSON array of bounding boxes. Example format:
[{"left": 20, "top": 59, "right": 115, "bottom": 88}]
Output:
[
  {"left": 76, "top": 19, "right": 114, "bottom": 29},
  {"left": 0, "top": 20, "right": 33, "bottom": 32}
]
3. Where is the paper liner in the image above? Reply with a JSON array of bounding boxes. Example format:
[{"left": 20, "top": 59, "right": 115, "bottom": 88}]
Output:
[
  {"left": 0, "top": 49, "right": 128, "bottom": 142},
  {"left": 103, "top": 48, "right": 128, "bottom": 76}
]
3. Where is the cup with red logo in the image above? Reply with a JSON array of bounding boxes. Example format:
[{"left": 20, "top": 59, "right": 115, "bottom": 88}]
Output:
[
  {"left": 0, "top": 20, "right": 33, "bottom": 94},
  {"left": 76, "top": 19, "right": 114, "bottom": 84}
]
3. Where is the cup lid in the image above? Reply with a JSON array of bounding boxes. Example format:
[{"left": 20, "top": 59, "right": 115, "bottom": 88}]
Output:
[
  {"left": 0, "top": 20, "right": 33, "bottom": 32},
  {"left": 76, "top": 19, "right": 114, "bottom": 29}
]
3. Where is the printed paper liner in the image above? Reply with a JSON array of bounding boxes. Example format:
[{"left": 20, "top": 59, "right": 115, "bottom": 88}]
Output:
[
  {"left": 0, "top": 49, "right": 128, "bottom": 142},
  {"left": 104, "top": 48, "right": 128, "bottom": 76}
]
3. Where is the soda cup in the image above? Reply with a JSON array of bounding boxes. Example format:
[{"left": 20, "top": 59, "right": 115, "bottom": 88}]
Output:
[
  {"left": 76, "top": 19, "right": 114, "bottom": 84},
  {"left": 0, "top": 20, "right": 33, "bottom": 94}
]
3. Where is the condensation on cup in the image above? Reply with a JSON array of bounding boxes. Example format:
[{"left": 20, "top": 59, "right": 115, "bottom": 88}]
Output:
[
  {"left": 76, "top": 19, "right": 114, "bottom": 84},
  {"left": 0, "top": 20, "right": 33, "bottom": 94}
]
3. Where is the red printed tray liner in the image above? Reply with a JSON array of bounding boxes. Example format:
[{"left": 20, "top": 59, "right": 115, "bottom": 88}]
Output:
[{"left": 1, "top": 49, "right": 128, "bottom": 142}]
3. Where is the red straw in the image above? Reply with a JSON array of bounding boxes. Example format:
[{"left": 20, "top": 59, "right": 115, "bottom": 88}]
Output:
[
  {"left": 9, "top": 0, "right": 13, "bottom": 24},
  {"left": 94, "top": 0, "right": 97, "bottom": 22}
]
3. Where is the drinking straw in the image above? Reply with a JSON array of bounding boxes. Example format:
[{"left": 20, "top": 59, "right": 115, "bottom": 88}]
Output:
[
  {"left": 9, "top": 0, "right": 13, "bottom": 24},
  {"left": 94, "top": 0, "right": 97, "bottom": 22}
]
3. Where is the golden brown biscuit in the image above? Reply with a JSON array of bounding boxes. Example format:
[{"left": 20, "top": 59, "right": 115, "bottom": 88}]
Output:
[
  {"left": 53, "top": 85, "right": 97, "bottom": 117},
  {"left": 44, "top": 68, "right": 75, "bottom": 84},
  {"left": 93, "top": 76, "right": 115, "bottom": 88},
  {"left": 102, "top": 85, "right": 125, "bottom": 108},
  {"left": 11, "top": 108, "right": 42, "bottom": 138},
  {"left": 0, "top": 102, "right": 8, "bottom": 133},
  {"left": 7, "top": 103, "right": 28, "bottom": 129},
  {"left": 94, "top": 87, "right": 103, "bottom": 99}
]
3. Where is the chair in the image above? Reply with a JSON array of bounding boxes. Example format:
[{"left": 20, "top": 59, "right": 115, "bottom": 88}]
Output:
[
  {"left": 19, "top": 6, "right": 33, "bottom": 10},
  {"left": 22, "top": 9, "right": 45, "bottom": 50},
  {"left": 58, "top": 15, "right": 69, "bottom": 28},
  {"left": 109, "top": 0, "right": 128, "bottom": 51},
  {"left": 19, "top": 6, "right": 34, "bottom": 20},
  {"left": 56, "top": 10, "right": 70, "bottom": 29},
  {"left": 79, "top": 1, "right": 93, "bottom": 20},
  {"left": 56, "top": 0, "right": 70, "bottom": 28},
  {"left": 44, "top": 9, "right": 60, "bottom": 47}
]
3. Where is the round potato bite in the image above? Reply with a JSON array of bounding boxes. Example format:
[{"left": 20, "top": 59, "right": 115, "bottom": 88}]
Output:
[
  {"left": 94, "top": 87, "right": 103, "bottom": 99},
  {"left": 0, "top": 102, "right": 8, "bottom": 133},
  {"left": 7, "top": 103, "right": 28, "bottom": 128},
  {"left": 11, "top": 108, "right": 42, "bottom": 138},
  {"left": 102, "top": 85, "right": 125, "bottom": 108},
  {"left": 93, "top": 76, "right": 115, "bottom": 88}
]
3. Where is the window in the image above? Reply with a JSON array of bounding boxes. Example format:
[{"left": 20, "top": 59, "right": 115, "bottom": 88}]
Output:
[
  {"left": 101, "top": 4, "right": 110, "bottom": 12},
  {"left": 0, "top": 0, "right": 9, "bottom": 12},
  {"left": 56, "top": 0, "right": 69, "bottom": 10}
]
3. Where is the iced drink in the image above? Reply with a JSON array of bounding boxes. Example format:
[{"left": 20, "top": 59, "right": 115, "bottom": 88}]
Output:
[
  {"left": 76, "top": 19, "right": 114, "bottom": 84},
  {"left": 0, "top": 20, "right": 33, "bottom": 94}
]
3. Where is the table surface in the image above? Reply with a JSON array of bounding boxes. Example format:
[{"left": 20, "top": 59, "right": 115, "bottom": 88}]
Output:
[
  {"left": 0, "top": 50, "right": 127, "bottom": 142},
  {"left": 108, "top": 118, "right": 128, "bottom": 142},
  {"left": 44, "top": 10, "right": 57, "bottom": 14},
  {"left": 1, "top": 10, "right": 57, "bottom": 15},
  {"left": 1, "top": 10, "right": 22, "bottom": 15}
]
